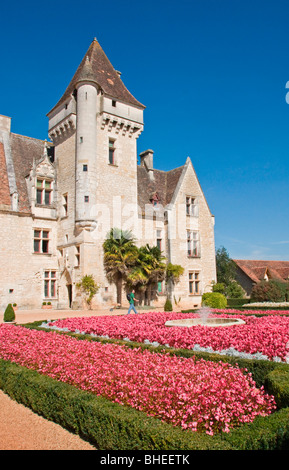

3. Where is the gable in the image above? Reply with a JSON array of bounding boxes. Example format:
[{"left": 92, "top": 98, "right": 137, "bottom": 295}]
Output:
[
  {"left": 170, "top": 157, "right": 213, "bottom": 217},
  {"left": 10, "top": 134, "right": 47, "bottom": 213},
  {"left": 0, "top": 141, "right": 11, "bottom": 208}
]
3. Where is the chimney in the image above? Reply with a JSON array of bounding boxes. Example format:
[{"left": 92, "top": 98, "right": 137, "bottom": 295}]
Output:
[
  {"left": 140, "top": 149, "right": 154, "bottom": 180},
  {"left": 0, "top": 115, "right": 11, "bottom": 133}
]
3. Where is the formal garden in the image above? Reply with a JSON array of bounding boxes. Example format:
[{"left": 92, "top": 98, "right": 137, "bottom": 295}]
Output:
[
  {"left": 1, "top": 242, "right": 289, "bottom": 450},
  {"left": 1, "top": 305, "right": 289, "bottom": 450}
]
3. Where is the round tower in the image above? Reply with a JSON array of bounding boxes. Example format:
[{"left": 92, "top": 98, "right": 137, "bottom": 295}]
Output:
[{"left": 75, "top": 56, "right": 99, "bottom": 230}]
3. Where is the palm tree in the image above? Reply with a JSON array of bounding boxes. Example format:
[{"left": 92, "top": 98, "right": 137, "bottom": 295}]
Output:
[
  {"left": 127, "top": 244, "right": 166, "bottom": 305},
  {"left": 103, "top": 228, "right": 138, "bottom": 305}
]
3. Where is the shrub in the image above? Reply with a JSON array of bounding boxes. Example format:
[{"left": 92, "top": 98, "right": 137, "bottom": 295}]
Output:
[
  {"left": 76, "top": 275, "right": 99, "bottom": 308},
  {"left": 3, "top": 304, "right": 15, "bottom": 322},
  {"left": 164, "top": 298, "right": 173, "bottom": 311},
  {"left": 226, "top": 281, "right": 246, "bottom": 299},
  {"left": 212, "top": 282, "right": 226, "bottom": 294},
  {"left": 202, "top": 292, "right": 227, "bottom": 308},
  {"left": 227, "top": 298, "right": 249, "bottom": 308},
  {"left": 251, "top": 280, "right": 289, "bottom": 303}
]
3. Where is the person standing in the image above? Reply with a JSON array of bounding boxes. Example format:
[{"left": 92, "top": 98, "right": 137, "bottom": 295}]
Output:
[{"left": 127, "top": 289, "right": 138, "bottom": 314}]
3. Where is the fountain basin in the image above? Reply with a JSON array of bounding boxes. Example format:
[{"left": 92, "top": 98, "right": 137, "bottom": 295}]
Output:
[{"left": 165, "top": 318, "right": 246, "bottom": 328}]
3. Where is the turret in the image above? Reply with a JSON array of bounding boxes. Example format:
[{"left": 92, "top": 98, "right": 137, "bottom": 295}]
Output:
[
  {"left": 74, "top": 56, "right": 99, "bottom": 230},
  {"left": 47, "top": 38, "right": 145, "bottom": 237}
]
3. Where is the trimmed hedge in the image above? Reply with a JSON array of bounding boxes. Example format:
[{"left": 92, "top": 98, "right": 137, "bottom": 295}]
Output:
[
  {"left": 202, "top": 292, "right": 227, "bottom": 308},
  {"left": 221, "top": 407, "right": 289, "bottom": 450},
  {"left": 0, "top": 358, "right": 230, "bottom": 450},
  {"left": 226, "top": 298, "right": 249, "bottom": 308},
  {"left": 3, "top": 304, "right": 15, "bottom": 322}
]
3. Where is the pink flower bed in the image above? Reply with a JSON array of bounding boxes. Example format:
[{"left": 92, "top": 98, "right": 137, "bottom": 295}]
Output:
[
  {"left": 0, "top": 324, "right": 275, "bottom": 435},
  {"left": 50, "top": 312, "right": 289, "bottom": 362}
]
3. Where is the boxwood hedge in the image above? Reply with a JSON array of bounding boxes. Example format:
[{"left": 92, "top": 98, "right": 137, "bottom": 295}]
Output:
[{"left": 1, "top": 321, "right": 289, "bottom": 450}]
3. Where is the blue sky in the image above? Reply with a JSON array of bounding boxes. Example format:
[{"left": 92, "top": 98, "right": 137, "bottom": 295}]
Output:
[{"left": 1, "top": 0, "right": 289, "bottom": 261}]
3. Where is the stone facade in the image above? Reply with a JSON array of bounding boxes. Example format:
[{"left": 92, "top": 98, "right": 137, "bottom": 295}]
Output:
[{"left": 0, "top": 39, "right": 216, "bottom": 311}]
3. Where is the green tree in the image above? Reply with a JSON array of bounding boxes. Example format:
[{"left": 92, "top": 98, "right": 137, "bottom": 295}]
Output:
[
  {"left": 226, "top": 280, "right": 246, "bottom": 299},
  {"left": 103, "top": 228, "right": 138, "bottom": 305},
  {"left": 140, "top": 245, "right": 166, "bottom": 305},
  {"left": 212, "top": 282, "right": 226, "bottom": 294},
  {"left": 127, "top": 244, "right": 166, "bottom": 305},
  {"left": 216, "top": 246, "right": 236, "bottom": 286},
  {"left": 76, "top": 275, "right": 99, "bottom": 309}
]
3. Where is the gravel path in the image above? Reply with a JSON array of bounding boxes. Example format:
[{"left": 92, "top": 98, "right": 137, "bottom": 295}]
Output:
[
  {"left": 0, "top": 307, "right": 164, "bottom": 450},
  {"left": 0, "top": 390, "right": 96, "bottom": 450},
  {"left": 0, "top": 308, "right": 123, "bottom": 451}
]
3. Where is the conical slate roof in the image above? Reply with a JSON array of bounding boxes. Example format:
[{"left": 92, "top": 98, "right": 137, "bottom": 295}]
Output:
[{"left": 48, "top": 38, "right": 145, "bottom": 114}]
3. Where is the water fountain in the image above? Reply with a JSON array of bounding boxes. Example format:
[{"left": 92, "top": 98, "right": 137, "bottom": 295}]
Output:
[{"left": 165, "top": 306, "right": 246, "bottom": 328}]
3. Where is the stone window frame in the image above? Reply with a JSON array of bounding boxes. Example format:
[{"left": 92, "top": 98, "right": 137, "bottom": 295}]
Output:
[
  {"left": 188, "top": 271, "right": 201, "bottom": 295},
  {"left": 186, "top": 195, "right": 199, "bottom": 217},
  {"left": 108, "top": 138, "right": 116, "bottom": 165},
  {"left": 187, "top": 230, "right": 201, "bottom": 258},
  {"left": 36, "top": 178, "right": 54, "bottom": 206},
  {"left": 33, "top": 228, "right": 50, "bottom": 254},
  {"left": 62, "top": 193, "right": 68, "bottom": 217},
  {"left": 43, "top": 270, "right": 57, "bottom": 299},
  {"left": 75, "top": 245, "right": 81, "bottom": 267},
  {"left": 156, "top": 228, "right": 162, "bottom": 251}
]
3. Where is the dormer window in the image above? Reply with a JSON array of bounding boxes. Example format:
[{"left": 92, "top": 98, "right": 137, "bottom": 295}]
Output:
[
  {"left": 150, "top": 192, "right": 160, "bottom": 207},
  {"left": 36, "top": 179, "right": 53, "bottom": 206}
]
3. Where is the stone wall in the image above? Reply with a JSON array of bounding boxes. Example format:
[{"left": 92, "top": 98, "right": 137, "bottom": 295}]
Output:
[
  {"left": 0, "top": 212, "right": 58, "bottom": 310},
  {"left": 165, "top": 161, "right": 216, "bottom": 309}
]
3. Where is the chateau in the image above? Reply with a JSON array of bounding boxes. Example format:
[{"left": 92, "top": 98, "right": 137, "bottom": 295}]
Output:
[{"left": 0, "top": 38, "right": 216, "bottom": 310}]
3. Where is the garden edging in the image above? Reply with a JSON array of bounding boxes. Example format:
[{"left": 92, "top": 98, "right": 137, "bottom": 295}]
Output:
[{"left": 1, "top": 318, "right": 289, "bottom": 449}]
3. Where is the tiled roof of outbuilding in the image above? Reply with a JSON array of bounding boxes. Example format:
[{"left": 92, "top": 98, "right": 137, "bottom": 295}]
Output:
[{"left": 233, "top": 259, "right": 289, "bottom": 283}]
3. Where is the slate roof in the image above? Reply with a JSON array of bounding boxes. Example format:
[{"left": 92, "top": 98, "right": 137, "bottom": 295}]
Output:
[
  {"left": 0, "top": 133, "right": 46, "bottom": 213},
  {"left": 2, "top": 130, "right": 184, "bottom": 215},
  {"left": 137, "top": 165, "right": 184, "bottom": 212},
  {"left": 48, "top": 38, "right": 145, "bottom": 115},
  {"left": 233, "top": 259, "right": 289, "bottom": 283}
]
